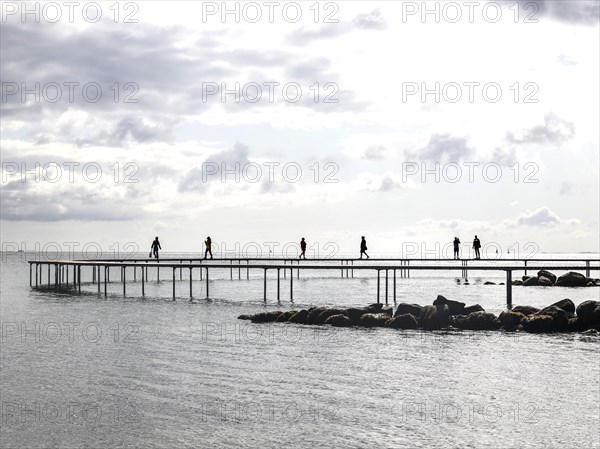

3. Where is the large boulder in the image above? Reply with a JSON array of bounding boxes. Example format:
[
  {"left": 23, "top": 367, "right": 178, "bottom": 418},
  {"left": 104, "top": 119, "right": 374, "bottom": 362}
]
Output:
[
  {"left": 484, "top": 281, "right": 496, "bottom": 285},
  {"left": 451, "top": 312, "right": 501, "bottom": 330},
  {"left": 522, "top": 314, "right": 555, "bottom": 333},
  {"left": 462, "top": 304, "right": 485, "bottom": 315},
  {"left": 394, "top": 303, "right": 422, "bottom": 318},
  {"left": 576, "top": 300, "right": 600, "bottom": 327},
  {"left": 306, "top": 307, "right": 329, "bottom": 324},
  {"left": 347, "top": 307, "right": 368, "bottom": 323},
  {"left": 535, "top": 306, "right": 570, "bottom": 332},
  {"left": 556, "top": 272, "right": 587, "bottom": 287},
  {"left": 324, "top": 314, "right": 352, "bottom": 327},
  {"left": 251, "top": 311, "right": 283, "bottom": 323},
  {"left": 419, "top": 304, "right": 450, "bottom": 330},
  {"left": 288, "top": 309, "right": 309, "bottom": 324},
  {"left": 314, "top": 308, "right": 348, "bottom": 325},
  {"left": 381, "top": 307, "right": 393, "bottom": 317},
  {"left": 433, "top": 295, "right": 465, "bottom": 316},
  {"left": 511, "top": 306, "right": 540, "bottom": 316},
  {"left": 386, "top": 314, "right": 419, "bottom": 329},
  {"left": 512, "top": 280, "right": 523, "bottom": 286},
  {"left": 537, "top": 270, "right": 557, "bottom": 284},
  {"left": 366, "top": 303, "right": 384, "bottom": 312},
  {"left": 499, "top": 311, "right": 525, "bottom": 331},
  {"left": 548, "top": 299, "right": 575, "bottom": 314},
  {"left": 522, "top": 275, "right": 534, "bottom": 283},
  {"left": 238, "top": 314, "right": 252, "bottom": 320},
  {"left": 359, "top": 313, "right": 389, "bottom": 328},
  {"left": 275, "top": 311, "right": 296, "bottom": 322},
  {"left": 523, "top": 276, "right": 539, "bottom": 286},
  {"left": 538, "top": 276, "right": 553, "bottom": 287}
]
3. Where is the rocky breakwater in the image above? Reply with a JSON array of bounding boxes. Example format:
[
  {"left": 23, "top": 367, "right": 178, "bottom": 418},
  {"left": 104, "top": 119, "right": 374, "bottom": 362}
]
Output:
[
  {"left": 511, "top": 270, "right": 600, "bottom": 287},
  {"left": 238, "top": 296, "right": 600, "bottom": 334}
]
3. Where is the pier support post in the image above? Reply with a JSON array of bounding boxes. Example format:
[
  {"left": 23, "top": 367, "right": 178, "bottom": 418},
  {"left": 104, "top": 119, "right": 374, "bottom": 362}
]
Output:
[
  {"left": 172, "top": 267, "right": 175, "bottom": 300},
  {"left": 205, "top": 268, "right": 209, "bottom": 299},
  {"left": 351, "top": 260, "right": 354, "bottom": 278},
  {"left": 393, "top": 269, "right": 396, "bottom": 304},
  {"left": 277, "top": 268, "right": 280, "bottom": 301},
  {"left": 230, "top": 260, "right": 233, "bottom": 280},
  {"left": 29, "top": 264, "right": 32, "bottom": 287},
  {"left": 141, "top": 266, "right": 145, "bottom": 297},
  {"left": 78, "top": 265, "right": 81, "bottom": 293},
  {"left": 377, "top": 270, "right": 380, "bottom": 304},
  {"left": 123, "top": 267, "right": 126, "bottom": 297},
  {"left": 35, "top": 264, "right": 38, "bottom": 288},
  {"left": 506, "top": 270, "right": 512, "bottom": 309},
  {"left": 134, "top": 265, "right": 137, "bottom": 282},
  {"left": 190, "top": 267, "right": 193, "bottom": 298},
  {"left": 586, "top": 260, "right": 590, "bottom": 277},
  {"left": 246, "top": 261, "right": 249, "bottom": 280},
  {"left": 385, "top": 269, "right": 388, "bottom": 305},
  {"left": 48, "top": 264, "right": 50, "bottom": 287},
  {"left": 284, "top": 261, "right": 286, "bottom": 279},
  {"left": 264, "top": 269, "right": 267, "bottom": 302},
  {"left": 524, "top": 260, "right": 527, "bottom": 276},
  {"left": 93, "top": 266, "right": 96, "bottom": 283},
  {"left": 104, "top": 266, "right": 107, "bottom": 297},
  {"left": 290, "top": 268, "right": 293, "bottom": 301},
  {"left": 238, "top": 261, "right": 241, "bottom": 280},
  {"left": 55, "top": 264, "right": 59, "bottom": 292}
]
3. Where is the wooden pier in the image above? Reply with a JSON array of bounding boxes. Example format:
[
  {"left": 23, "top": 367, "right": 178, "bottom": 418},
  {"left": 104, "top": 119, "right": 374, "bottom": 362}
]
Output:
[{"left": 27, "top": 257, "right": 600, "bottom": 308}]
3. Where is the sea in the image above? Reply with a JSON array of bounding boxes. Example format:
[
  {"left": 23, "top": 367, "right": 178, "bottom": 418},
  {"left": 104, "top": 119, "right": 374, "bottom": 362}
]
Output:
[{"left": 1, "top": 252, "right": 599, "bottom": 449}]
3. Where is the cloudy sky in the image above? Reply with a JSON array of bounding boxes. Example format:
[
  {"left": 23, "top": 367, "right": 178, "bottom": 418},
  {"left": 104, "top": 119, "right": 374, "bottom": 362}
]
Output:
[{"left": 1, "top": 0, "right": 599, "bottom": 257}]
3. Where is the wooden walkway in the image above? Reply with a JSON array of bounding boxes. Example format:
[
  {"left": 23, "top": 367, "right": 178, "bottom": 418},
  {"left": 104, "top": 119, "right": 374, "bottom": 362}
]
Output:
[{"left": 28, "top": 257, "right": 600, "bottom": 308}]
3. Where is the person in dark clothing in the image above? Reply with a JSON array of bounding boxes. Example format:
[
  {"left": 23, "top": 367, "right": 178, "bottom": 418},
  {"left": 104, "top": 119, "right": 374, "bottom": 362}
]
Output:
[
  {"left": 473, "top": 235, "right": 481, "bottom": 260},
  {"left": 299, "top": 238, "right": 307, "bottom": 259},
  {"left": 360, "top": 236, "right": 369, "bottom": 259},
  {"left": 204, "top": 236, "right": 213, "bottom": 259},
  {"left": 150, "top": 237, "right": 161, "bottom": 259},
  {"left": 453, "top": 237, "right": 461, "bottom": 259}
]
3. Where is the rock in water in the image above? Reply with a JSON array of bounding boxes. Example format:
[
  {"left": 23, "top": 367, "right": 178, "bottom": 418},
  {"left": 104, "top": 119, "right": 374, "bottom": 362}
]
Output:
[
  {"left": 576, "top": 300, "right": 600, "bottom": 327},
  {"left": 359, "top": 313, "right": 389, "bottom": 328},
  {"left": 462, "top": 304, "right": 485, "bottom": 315},
  {"left": 499, "top": 311, "right": 525, "bottom": 331},
  {"left": 419, "top": 304, "right": 449, "bottom": 330},
  {"left": 433, "top": 295, "right": 465, "bottom": 316},
  {"left": 538, "top": 276, "right": 553, "bottom": 286},
  {"left": 535, "top": 306, "right": 570, "bottom": 332},
  {"left": 394, "top": 303, "right": 422, "bottom": 318},
  {"left": 386, "top": 314, "right": 419, "bottom": 329},
  {"left": 314, "top": 308, "right": 348, "bottom": 325},
  {"left": 537, "top": 270, "right": 557, "bottom": 284},
  {"left": 275, "top": 311, "right": 296, "bottom": 322},
  {"left": 451, "top": 312, "right": 501, "bottom": 330},
  {"left": 523, "top": 277, "right": 539, "bottom": 286},
  {"left": 366, "top": 303, "right": 384, "bottom": 312},
  {"left": 289, "top": 309, "right": 309, "bottom": 324},
  {"left": 484, "top": 281, "right": 496, "bottom": 285},
  {"left": 347, "top": 308, "right": 368, "bottom": 323},
  {"left": 306, "top": 307, "right": 329, "bottom": 325},
  {"left": 548, "top": 298, "right": 576, "bottom": 314},
  {"left": 522, "top": 314, "right": 555, "bottom": 333},
  {"left": 238, "top": 314, "right": 252, "bottom": 320},
  {"left": 251, "top": 311, "right": 283, "bottom": 323},
  {"left": 556, "top": 272, "right": 587, "bottom": 287},
  {"left": 324, "top": 314, "right": 351, "bottom": 327},
  {"left": 512, "top": 280, "right": 524, "bottom": 286},
  {"left": 511, "top": 306, "right": 540, "bottom": 316}
]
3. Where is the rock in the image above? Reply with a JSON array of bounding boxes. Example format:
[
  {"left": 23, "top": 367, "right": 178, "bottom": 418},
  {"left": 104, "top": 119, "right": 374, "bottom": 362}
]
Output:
[
  {"left": 381, "top": 307, "right": 394, "bottom": 317},
  {"left": 538, "top": 276, "right": 553, "bottom": 286},
  {"left": 582, "top": 328, "right": 598, "bottom": 335},
  {"left": 556, "top": 271, "right": 587, "bottom": 287},
  {"left": 535, "top": 306, "right": 569, "bottom": 332},
  {"left": 537, "top": 270, "right": 557, "bottom": 284},
  {"left": 433, "top": 295, "right": 465, "bottom": 316},
  {"left": 522, "top": 314, "right": 555, "bottom": 333},
  {"left": 324, "top": 314, "right": 352, "bottom": 327},
  {"left": 586, "top": 282, "right": 595, "bottom": 287},
  {"left": 451, "top": 312, "right": 501, "bottom": 330},
  {"left": 359, "top": 313, "right": 389, "bottom": 328},
  {"left": 499, "top": 283, "right": 505, "bottom": 285},
  {"left": 366, "top": 303, "right": 383, "bottom": 312},
  {"left": 251, "top": 311, "right": 283, "bottom": 323},
  {"left": 523, "top": 276, "right": 539, "bottom": 286},
  {"left": 275, "top": 311, "right": 296, "bottom": 322},
  {"left": 238, "top": 314, "right": 252, "bottom": 320},
  {"left": 576, "top": 300, "right": 600, "bottom": 326},
  {"left": 288, "top": 309, "right": 309, "bottom": 324},
  {"left": 462, "top": 304, "right": 485, "bottom": 315},
  {"left": 499, "top": 311, "right": 525, "bottom": 331},
  {"left": 306, "top": 307, "right": 329, "bottom": 325},
  {"left": 314, "top": 308, "right": 348, "bottom": 325},
  {"left": 511, "top": 306, "right": 540, "bottom": 316},
  {"left": 419, "top": 304, "right": 450, "bottom": 330},
  {"left": 522, "top": 275, "right": 534, "bottom": 282},
  {"left": 394, "top": 303, "right": 422, "bottom": 318},
  {"left": 347, "top": 308, "right": 368, "bottom": 323},
  {"left": 484, "top": 281, "right": 496, "bottom": 285},
  {"left": 386, "top": 314, "right": 419, "bottom": 329},
  {"left": 567, "top": 317, "right": 586, "bottom": 333},
  {"left": 548, "top": 299, "right": 575, "bottom": 314},
  {"left": 512, "top": 280, "right": 523, "bottom": 286}
]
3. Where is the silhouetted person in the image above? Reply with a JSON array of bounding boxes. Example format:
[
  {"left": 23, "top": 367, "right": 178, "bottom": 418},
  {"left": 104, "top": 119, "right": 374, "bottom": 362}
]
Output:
[
  {"left": 473, "top": 235, "right": 481, "bottom": 260},
  {"left": 453, "top": 237, "right": 461, "bottom": 259},
  {"left": 360, "top": 236, "right": 369, "bottom": 259},
  {"left": 150, "top": 237, "right": 161, "bottom": 259},
  {"left": 204, "top": 236, "right": 213, "bottom": 259},
  {"left": 299, "top": 238, "right": 306, "bottom": 259}
]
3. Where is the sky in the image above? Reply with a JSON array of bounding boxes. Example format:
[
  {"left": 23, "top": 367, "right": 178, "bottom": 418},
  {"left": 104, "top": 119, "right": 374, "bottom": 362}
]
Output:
[{"left": 1, "top": 0, "right": 599, "bottom": 258}]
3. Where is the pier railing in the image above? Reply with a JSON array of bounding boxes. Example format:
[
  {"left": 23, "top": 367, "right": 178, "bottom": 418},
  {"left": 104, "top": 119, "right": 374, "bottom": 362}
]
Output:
[{"left": 28, "top": 258, "right": 600, "bottom": 308}]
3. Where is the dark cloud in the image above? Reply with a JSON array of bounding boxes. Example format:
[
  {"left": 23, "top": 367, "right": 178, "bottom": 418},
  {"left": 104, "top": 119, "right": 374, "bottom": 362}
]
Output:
[
  {"left": 378, "top": 175, "right": 401, "bottom": 191},
  {"left": 507, "top": 1, "right": 600, "bottom": 26},
  {"left": 407, "top": 134, "right": 475, "bottom": 162},
  {"left": 506, "top": 114, "right": 575, "bottom": 145},
  {"left": 353, "top": 9, "right": 387, "bottom": 30}
]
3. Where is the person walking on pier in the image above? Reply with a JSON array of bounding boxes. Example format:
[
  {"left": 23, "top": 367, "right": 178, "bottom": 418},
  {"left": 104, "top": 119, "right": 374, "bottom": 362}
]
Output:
[
  {"left": 453, "top": 237, "right": 461, "bottom": 259},
  {"left": 360, "top": 236, "right": 369, "bottom": 259},
  {"left": 473, "top": 235, "right": 481, "bottom": 260},
  {"left": 204, "top": 236, "right": 213, "bottom": 259},
  {"left": 299, "top": 238, "right": 307, "bottom": 259},
  {"left": 150, "top": 237, "right": 161, "bottom": 259}
]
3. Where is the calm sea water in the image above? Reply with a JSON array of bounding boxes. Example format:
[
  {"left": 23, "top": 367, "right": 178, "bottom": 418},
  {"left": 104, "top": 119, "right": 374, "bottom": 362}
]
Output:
[{"left": 1, "top": 253, "right": 599, "bottom": 449}]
